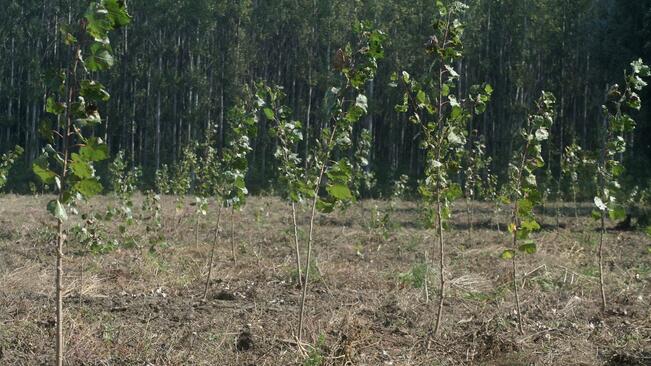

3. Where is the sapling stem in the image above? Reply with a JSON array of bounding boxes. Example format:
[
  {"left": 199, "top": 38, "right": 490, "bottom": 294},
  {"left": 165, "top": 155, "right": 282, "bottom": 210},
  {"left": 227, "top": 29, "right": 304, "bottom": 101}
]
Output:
[
  {"left": 433, "top": 187, "right": 445, "bottom": 337},
  {"left": 203, "top": 205, "right": 222, "bottom": 299},
  {"left": 231, "top": 206, "right": 236, "bottom": 262},
  {"left": 512, "top": 254, "right": 524, "bottom": 335},
  {"left": 599, "top": 212, "right": 607, "bottom": 312},
  {"left": 298, "top": 126, "right": 336, "bottom": 342},
  {"left": 195, "top": 210, "right": 200, "bottom": 247},
  {"left": 292, "top": 202, "right": 303, "bottom": 287}
]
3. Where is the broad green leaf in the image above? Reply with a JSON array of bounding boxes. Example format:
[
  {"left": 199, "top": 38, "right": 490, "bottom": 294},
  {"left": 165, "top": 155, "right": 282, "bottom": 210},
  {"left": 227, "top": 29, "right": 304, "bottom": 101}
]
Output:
[
  {"left": 518, "top": 241, "right": 537, "bottom": 254},
  {"left": 508, "top": 222, "right": 517, "bottom": 234},
  {"left": 608, "top": 206, "right": 626, "bottom": 221},
  {"left": 517, "top": 199, "right": 534, "bottom": 217},
  {"left": 327, "top": 183, "right": 352, "bottom": 201},
  {"left": 80, "top": 80, "right": 110, "bottom": 102},
  {"left": 316, "top": 198, "right": 335, "bottom": 213},
  {"left": 33, "top": 162, "right": 56, "bottom": 184},
  {"left": 417, "top": 90, "right": 428, "bottom": 105},
  {"left": 75, "top": 178, "right": 103, "bottom": 198},
  {"left": 263, "top": 107, "right": 275, "bottom": 120},
  {"left": 105, "top": 0, "right": 132, "bottom": 27},
  {"left": 500, "top": 249, "right": 515, "bottom": 260},
  {"left": 71, "top": 154, "right": 93, "bottom": 179},
  {"left": 46, "top": 97, "right": 66, "bottom": 115},
  {"left": 521, "top": 219, "right": 540, "bottom": 232},
  {"left": 441, "top": 84, "right": 450, "bottom": 97},
  {"left": 80, "top": 139, "right": 109, "bottom": 162},
  {"left": 47, "top": 200, "right": 68, "bottom": 221}
]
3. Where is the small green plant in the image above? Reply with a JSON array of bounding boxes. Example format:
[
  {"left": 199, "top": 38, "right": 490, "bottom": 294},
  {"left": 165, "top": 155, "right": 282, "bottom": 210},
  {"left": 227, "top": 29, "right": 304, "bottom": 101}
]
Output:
[
  {"left": 31, "top": 1, "right": 130, "bottom": 364},
  {"left": 70, "top": 213, "right": 117, "bottom": 254},
  {"left": 398, "top": 262, "right": 433, "bottom": 289},
  {"left": 0, "top": 145, "right": 23, "bottom": 192},
  {"left": 499, "top": 91, "right": 556, "bottom": 335},
  {"left": 171, "top": 144, "right": 198, "bottom": 227},
  {"left": 561, "top": 141, "right": 584, "bottom": 222},
  {"left": 108, "top": 150, "right": 141, "bottom": 237},
  {"left": 394, "top": 1, "right": 491, "bottom": 337},
  {"left": 203, "top": 87, "right": 260, "bottom": 297},
  {"left": 258, "top": 82, "right": 309, "bottom": 287},
  {"left": 593, "top": 59, "right": 649, "bottom": 312},
  {"left": 297, "top": 22, "right": 385, "bottom": 341},
  {"left": 479, "top": 166, "right": 501, "bottom": 232},
  {"left": 462, "top": 133, "right": 490, "bottom": 238},
  {"left": 352, "top": 128, "right": 376, "bottom": 198},
  {"left": 198, "top": 128, "right": 225, "bottom": 299},
  {"left": 155, "top": 164, "right": 171, "bottom": 194},
  {"left": 221, "top": 93, "right": 259, "bottom": 262},
  {"left": 141, "top": 190, "right": 164, "bottom": 251},
  {"left": 303, "top": 333, "right": 326, "bottom": 366}
]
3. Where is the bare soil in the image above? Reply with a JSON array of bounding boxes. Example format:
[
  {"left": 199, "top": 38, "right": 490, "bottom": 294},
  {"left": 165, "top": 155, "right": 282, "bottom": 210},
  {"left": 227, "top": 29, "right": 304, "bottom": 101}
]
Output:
[{"left": 1, "top": 195, "right": 650, "bottom": 365}]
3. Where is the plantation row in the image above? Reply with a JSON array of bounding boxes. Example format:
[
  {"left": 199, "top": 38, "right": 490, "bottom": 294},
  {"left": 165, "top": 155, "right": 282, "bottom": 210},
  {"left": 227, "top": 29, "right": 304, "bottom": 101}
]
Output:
[{"left": 1, "top": 1, "right": 650, "bottom": 365}]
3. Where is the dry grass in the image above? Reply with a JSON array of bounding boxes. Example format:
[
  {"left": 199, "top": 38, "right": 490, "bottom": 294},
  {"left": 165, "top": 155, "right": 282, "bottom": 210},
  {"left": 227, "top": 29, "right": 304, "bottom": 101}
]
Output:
[{"left": 0, "top": 194, "right": 650, "bottom": 365}]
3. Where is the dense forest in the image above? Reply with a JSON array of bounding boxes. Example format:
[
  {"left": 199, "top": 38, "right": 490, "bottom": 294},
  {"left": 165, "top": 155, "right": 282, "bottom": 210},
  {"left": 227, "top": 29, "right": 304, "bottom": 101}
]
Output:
[{"left": 1, "top": 0, "right": 650, "bottom": 196}]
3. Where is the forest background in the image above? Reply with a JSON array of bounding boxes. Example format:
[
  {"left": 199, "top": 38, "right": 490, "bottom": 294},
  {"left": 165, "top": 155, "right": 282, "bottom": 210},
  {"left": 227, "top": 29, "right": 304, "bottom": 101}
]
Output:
[{"left": 1, "top": 0, "right": 650, "bottom": 196}]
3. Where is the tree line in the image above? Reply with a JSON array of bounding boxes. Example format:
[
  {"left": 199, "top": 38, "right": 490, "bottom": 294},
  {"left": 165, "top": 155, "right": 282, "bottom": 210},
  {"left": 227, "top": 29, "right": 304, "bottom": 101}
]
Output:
[{"left": 1, "top": 0, "right": 650, "bottom": 196}]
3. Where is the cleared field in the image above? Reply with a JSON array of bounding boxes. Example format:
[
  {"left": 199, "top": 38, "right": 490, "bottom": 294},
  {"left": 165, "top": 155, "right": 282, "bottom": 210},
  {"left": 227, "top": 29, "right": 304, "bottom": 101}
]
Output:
[{"left": 1, "top": 195, "right": 650, "bottom": 365}]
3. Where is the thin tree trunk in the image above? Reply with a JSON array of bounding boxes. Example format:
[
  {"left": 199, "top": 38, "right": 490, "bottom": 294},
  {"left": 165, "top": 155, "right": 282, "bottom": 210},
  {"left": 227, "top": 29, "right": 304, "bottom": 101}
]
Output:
[
  {"left": 298, "top": 127, "right": 338, "bottom": 342},
  {"left": 195, "top": 210, "right": 200, "bottom": 247},
  {"left": 433, "top": 190, "right": 445, "bottom": 337},
  {"left": 512, "top": 250, "right": 524, "bottom": 335},
  {"left": 203, "top": 205, "right": 222, "bottom": 299},
  {"left": 292, "top": 202, "right": 303, "bottom": 287},
  {"left": 56, "top": 219, "right": 64, "bottom": 366},
  {"left": 599, "top": 213, "right": 607, "bottom": 312},
  {"left": 230, "top": 207, "right": 236, "bottom": 262}
]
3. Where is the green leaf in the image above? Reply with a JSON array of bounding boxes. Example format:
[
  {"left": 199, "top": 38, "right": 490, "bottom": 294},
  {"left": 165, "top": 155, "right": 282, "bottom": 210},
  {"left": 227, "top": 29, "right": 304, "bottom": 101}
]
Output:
[
  {"left": 608, "top": 206, "right": 627, "bottom": 221},
  {"left": 33, "top": 161, "right": 56, "bottom": 184},
  {"left": 327, "top": 183, "right": 352, "bottom": 201},
  {"left": 47, "top": 200, "right": 68, "bottom": 221},
  {"left": 521, "top": 219, "right": 540, "bottom": 232},
  {"left": 71, "top": 154, "right": 93, "bottom": 179},
  {"left": 591, "top": 210, "right": 602, "bottom": 221},
  {"left": 417, "top": 90, "right": 428, "bottom": 105},
  {"left": 86, "top": 43, "right": 115, "bottom": 71},
  {"left": 80, "top": 80, "right": 110, "bottom": 102},
  {"left": 441, "top": 84, "right": 450, "bottom": 97},
  {"left": 263, "top": 107, "right": 275, "bottom": 120},
  {"left": 75, "top": 178, "right": 103, "bottom": 198},
  {"left": 518, "top": 241, "right": 537, "bottom": 254},
  {"left": 500, "top": 249, "right": 515, "bottom": 260},
  {"left": 316, "top": 198, "right": 335, "bottom": 213},
  {"left": 80, "top": 139, "right": 109, "bottom": 162},
  {"left": 104, "top": 0, "right": 132, "bottom": 27},
  {"left": 46, "top": 97, "right": 66, "bottom": 115},
  {"left": 517, "top": 199, "right": 534, "bottom": 217}
]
